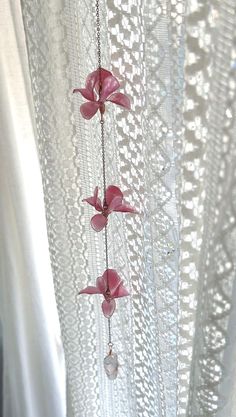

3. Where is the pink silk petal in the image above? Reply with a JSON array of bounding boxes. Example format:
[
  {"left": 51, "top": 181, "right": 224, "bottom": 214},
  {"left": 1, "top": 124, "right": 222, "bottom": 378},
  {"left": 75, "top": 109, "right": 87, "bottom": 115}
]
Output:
[
  {"left": 85, "top": 70, "right": 99, "bottom": 92},
  {"left": 83, "top": 187, "right": 102, "bottom": 210},
  {"left": 83, "top": 196, "right": 95, "bottom": 207},
  {"left": 79, "top": 286, "right": 101, "bottom": 295},
  {"left": 100, "top": 68, "right": 113, "bottom": 82},
  {"left": 113, "top": 284, "right": 130, "bottom": 298},
  {"left": 80, "top": 102, "right": 100, "bottom": 119},
  {"left": 103, "top": 269, "right": 122, "bottom": 296},
  {"left": 94, "top": 69, "right": 114, "bottom": 96},
  {"left": 91, "top": 213, "right": 108, "bottom": 232},
  {"left": 102, "top": 299, "right": 116, "bottom": 318},
  {"left": 107, "top": 92, "right": 131, "bottom": 110},
  {"left": 93, "top": 187, "right": 103, "bottom": 211},
  {"left": 107, "top": 196, "right": 123, "bottom": 213},
  {"left": 86, "top": 68, "right": 112, "bottom": 93},
  {"left": 83, "top": 197, "right": 103, "bottom": 211},
  {"left": 100, "top": 75, "right": 120, "bottom": 102},
  {"left": 105, "top": 185, "right": 123, "bottom": 206},
  {"left": 96, "top": 275, "right": 107, "bottom": 294},
  {"left": 113, "top": 203, "right": 137, "bottom": 213},
  {"left": 73, "top": 88, "right": 95, "bottom": 101},
  {"left": 94, "top": 186, "right": 99, "bottom": 200}
]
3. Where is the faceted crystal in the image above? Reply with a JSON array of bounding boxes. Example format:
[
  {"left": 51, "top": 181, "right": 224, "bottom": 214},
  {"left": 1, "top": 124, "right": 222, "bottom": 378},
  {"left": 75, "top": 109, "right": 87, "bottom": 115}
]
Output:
[{"left": 104, "top": 351, "right": 118, "bottom": 380}]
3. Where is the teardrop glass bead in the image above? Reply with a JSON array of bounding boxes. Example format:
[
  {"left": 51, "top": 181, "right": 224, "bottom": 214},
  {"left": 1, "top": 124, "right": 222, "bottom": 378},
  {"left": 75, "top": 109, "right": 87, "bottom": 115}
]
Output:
[{"left": 104, "top": 351, "right": 118, "bottom": 380}]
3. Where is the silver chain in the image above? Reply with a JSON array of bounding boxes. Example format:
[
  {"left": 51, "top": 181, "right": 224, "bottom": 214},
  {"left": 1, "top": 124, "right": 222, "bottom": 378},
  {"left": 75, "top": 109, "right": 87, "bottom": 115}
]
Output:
[
  {"left": 108, "top": 317, "right": 112, "bottom": 346},
  {"left": 95, "top": 0, "right": 102, "bottom": 69},
  {"left": 100, "top": 116, "right": 106, "bottom": 198},
  {"left": 95, "top": 0, "right": 112, "bottom": 349}
]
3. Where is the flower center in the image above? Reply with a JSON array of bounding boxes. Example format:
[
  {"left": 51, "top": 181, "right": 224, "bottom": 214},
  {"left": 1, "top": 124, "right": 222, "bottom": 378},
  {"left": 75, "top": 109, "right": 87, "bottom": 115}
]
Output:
[
  {"left": 104, "top": 290, "right": 112, "bottom": 302},
  {"left": 99, "top": 102, "right": 105, "bottom": 114},
  {"left": 102, "top": 202, "right": 109, "bottom": 217}
]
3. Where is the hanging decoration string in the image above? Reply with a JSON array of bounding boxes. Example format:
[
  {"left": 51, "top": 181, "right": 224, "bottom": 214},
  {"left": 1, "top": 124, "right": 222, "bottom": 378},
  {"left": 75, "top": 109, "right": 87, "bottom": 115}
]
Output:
[
  {"left": 96, "top": 0, "right": 112, "bottom": 349},
  {"left": 73, "top": 0, "right": 137, "bottom": 380}
]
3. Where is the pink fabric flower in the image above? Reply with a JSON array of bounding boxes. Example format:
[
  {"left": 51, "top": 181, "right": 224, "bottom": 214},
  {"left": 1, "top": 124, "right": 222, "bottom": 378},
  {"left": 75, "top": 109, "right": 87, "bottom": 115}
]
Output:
[
  {"left": 73, "top": 68, "right": 131, "bottom": 119},
  {"left": 83, "top": 185, "right": 137, "bottom": 232},
  {"left": 79, "top": 269, "right": 129, "bottom": 317}
]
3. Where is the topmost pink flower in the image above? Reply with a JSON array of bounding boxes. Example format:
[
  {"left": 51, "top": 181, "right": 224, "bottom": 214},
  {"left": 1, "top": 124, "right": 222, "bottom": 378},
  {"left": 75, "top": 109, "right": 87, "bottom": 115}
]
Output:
[{"left": 73, "top": 68, "right": 131, "bottom": 119}]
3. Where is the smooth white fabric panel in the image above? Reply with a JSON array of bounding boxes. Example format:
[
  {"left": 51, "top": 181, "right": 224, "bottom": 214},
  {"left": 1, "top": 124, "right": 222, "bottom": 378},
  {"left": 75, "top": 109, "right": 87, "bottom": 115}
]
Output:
[{"left": 0, "top": 1, "right": 66, "bottom": 416}]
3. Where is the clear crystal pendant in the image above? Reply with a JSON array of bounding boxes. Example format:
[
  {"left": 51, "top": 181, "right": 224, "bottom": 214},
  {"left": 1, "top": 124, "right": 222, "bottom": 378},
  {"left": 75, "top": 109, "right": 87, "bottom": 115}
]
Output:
[{"left": 104, "top": 350, "right": 118, "bottom": 380}]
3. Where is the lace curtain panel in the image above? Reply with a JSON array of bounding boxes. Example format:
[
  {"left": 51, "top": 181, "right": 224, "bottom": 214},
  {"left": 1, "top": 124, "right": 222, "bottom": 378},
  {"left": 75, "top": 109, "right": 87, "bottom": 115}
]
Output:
[{"left": 19, "top": 0, "right": 236, "bottom": 416}]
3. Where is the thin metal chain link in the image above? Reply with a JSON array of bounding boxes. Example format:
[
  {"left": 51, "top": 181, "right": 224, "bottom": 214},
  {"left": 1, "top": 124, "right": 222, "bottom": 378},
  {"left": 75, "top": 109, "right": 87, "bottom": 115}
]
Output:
[
  {"left": 108, "top": 317, "right": 112, "bottom": 346},
  {"left": 100, "top": 117, "right": 106, "bottom": 198},
  {"left": 96, "top": 0, "right": 112, "bottom": 350},
  {"left": 95, "top": 0, "right": 102, "bottom": 69}
]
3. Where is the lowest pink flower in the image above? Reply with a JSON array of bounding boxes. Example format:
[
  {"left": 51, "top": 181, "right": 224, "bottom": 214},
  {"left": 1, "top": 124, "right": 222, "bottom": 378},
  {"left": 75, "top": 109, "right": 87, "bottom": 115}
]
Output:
[
  {"left": 79, "top": 269, "right": 129, "bottom": 317},
  {"left": 83, "top": 185, "right": 137, "bottom": 232},
  {"left": 73, "top": 68, "right": 131, "bottom": 119}
]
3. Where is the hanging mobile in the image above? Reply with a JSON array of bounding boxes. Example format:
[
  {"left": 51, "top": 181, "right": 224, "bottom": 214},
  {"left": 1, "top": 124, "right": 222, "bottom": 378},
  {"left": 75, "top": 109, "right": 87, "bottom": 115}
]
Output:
[{"left": 73, "top": 0, "right": 136, "bottom": 379}]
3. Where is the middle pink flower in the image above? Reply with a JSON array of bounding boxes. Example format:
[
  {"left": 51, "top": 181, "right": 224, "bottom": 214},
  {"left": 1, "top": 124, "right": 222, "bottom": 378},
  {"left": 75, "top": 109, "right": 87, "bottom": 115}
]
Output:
[{"left": 83, "top": 185, "right": 137, "bottom": 232}]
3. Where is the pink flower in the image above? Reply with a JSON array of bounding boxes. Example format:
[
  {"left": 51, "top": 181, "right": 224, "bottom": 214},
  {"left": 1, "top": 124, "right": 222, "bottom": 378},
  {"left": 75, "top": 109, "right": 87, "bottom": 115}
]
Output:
[
  {"left": 73, "top": 68, "right": 131, "bottom": 119},
  {"left": 83, "top": 185, "right": 137, "bottom": 232},
  {"left": 79, "top": 269, "right": 129, "bottom": 317}
]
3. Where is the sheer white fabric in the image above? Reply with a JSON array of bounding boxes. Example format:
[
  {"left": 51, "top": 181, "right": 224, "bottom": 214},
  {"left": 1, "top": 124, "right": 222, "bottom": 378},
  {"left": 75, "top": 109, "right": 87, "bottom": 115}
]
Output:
[
  {"left": 21, "top": 0, "right": 182, "bottom": 415},
  {"left": 180, "top": 1, "right": 236, "bottom": 416},
  {"left": 5, "top": 0, "right": 236, "bottom": 416},
  {"left": 0, "top": 1, "right": 66, "bottom": 416}
]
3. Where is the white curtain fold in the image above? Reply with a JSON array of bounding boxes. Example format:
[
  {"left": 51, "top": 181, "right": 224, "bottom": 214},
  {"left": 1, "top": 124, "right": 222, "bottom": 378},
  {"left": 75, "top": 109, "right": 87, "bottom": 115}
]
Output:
[
  {"left": 0, "top": 1, "right": 66, "bottom": 416},
  {"left": 180, "top": 1, "right": 236, "bottom": 416}
]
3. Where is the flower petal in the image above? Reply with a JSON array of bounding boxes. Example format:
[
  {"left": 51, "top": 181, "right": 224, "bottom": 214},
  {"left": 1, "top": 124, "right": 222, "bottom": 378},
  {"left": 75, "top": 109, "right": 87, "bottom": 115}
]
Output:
[
  {"left": 80, "top": 102, "right": 100, "bottom": 119},
  {"left": 86, "top": 68, "right": 112, "bottom": 93},
  {"left": 79, "top": 286, "right": 101, "bottom": 295},
  {"left": 91, "top": 214, "right": 108, "bottom": 232},
  {"left": 83, "top": 187, "right": 103, "bottom": 211},
  {"left": 100, "top": 75, "right": 120, "bottom": 101},
  {"left": 103, "top": 269, "right": 122, "bottom": 296},
  {"left": 113, "top": 202, "right": 137, "bottom": 213},
  {"left": 107, "top": 196, "right": 123, "bottom": 212},
  {"left": 73, "top": 88, "right": 95, "bottom": 101},
  {"left": 107, "top": 92, "right": 131, "bottom": 110},
  {"left": 102, "top": 299, "right": 116, "bottom": 318},
  {"left": 96, "top": 275, "right": 107, "bottom": 294},
  {"left": 105, "top": 185, "right": 123, "bottom": 206},
  {"left": 113, "top": 283, "right": 130, "bottom": 298}
]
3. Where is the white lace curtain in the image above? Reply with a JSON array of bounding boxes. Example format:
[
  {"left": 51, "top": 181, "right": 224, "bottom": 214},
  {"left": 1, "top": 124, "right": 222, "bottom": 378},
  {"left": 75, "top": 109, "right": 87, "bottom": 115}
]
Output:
[
  {"left": 13, "top": 0, "right": 236, "bottom": 416},
  {"left": 0, "top": 1, "right": 66, "bottom": 416}
]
